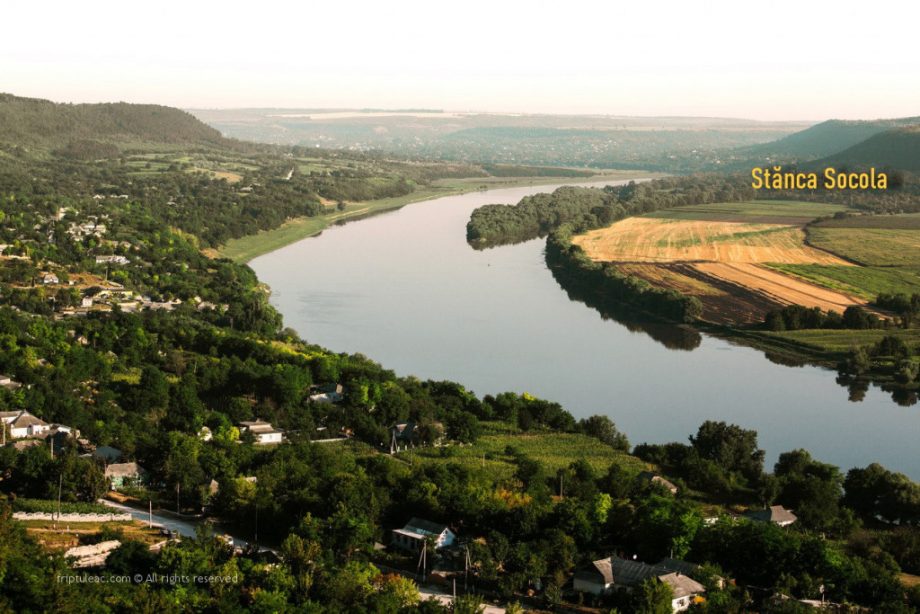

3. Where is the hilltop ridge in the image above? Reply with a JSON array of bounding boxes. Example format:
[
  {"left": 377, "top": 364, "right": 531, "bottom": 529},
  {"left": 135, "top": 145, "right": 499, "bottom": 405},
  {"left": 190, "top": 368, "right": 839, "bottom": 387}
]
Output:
[{"left": 0, "top": 93, "right": 240, "bottom": 154}]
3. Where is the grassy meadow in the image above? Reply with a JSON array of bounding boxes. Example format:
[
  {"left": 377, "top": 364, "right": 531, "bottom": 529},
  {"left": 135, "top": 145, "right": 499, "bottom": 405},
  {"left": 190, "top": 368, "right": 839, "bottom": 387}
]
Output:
[
  {"left": 401, "top": 425, "right": 648, "bottom": 480},
  {"left": 767, "top": 264, "right": 920, "bottom": 300},
  {"left": 808, "top": 228, "right": 920, "bottom": 267}
]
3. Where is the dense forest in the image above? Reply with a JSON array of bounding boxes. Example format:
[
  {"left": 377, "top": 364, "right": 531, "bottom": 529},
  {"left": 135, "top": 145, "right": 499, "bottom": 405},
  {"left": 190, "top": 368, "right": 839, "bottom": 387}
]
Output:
[{"left": 0, "top": 93, "right": 235, "bottom": 150}]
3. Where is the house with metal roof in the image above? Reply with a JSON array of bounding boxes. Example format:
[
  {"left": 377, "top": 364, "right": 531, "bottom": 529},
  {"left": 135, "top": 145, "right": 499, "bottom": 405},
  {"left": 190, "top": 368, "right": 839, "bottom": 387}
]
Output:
[
  {"left": 744, "top": 504, "right": 798, "bottom": 527},
  {"left": 574, "top": 556, "right": 707, "bottom": 612},
  {"left": 392, "top": 517, "right": 457, "bottom": 552},
  {"left": 239, "top": 419, "right": 284, "bottom": 445},
  {"left": 1, "top": 410, "right": 50, "bottom": 439}
]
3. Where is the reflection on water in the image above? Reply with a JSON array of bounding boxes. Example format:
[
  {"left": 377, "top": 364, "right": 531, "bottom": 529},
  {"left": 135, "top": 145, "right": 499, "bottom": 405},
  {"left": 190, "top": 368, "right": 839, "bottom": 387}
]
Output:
[
  {"left": 251, "top": 180, "right": 920, "bottom": 478},
  {"left": 547, "top": 262, "right": 702, "bottom": 351}
]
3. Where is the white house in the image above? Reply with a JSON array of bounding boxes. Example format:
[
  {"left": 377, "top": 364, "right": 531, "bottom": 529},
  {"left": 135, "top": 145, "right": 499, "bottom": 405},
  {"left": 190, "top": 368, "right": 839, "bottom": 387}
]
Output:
[
  {"left": 309, "top": 383, "right": 344, "bottom": 404},
  {"left": 574, "top": 556, "right": 706, "bottom": 612},
  {"left": 239, "top": 419, "right": 284, "bottom": 445},
  {"left": 95, "top": 255, "right": 130, "bottom": 265},
  {"left": 1, "top": 410, "right": 50, "bottom": 439},
  {"left": 392, "top": 517, "right": 456, "bottom": 552},
  {"left": 0, "top": 374, "right": 22, "bottom": 390},
  {"left": 658, "top": 572, "right": 706, "bottom": 612},
  {"left": 105, "top": 462, "right": 147, "bottom": 490},
  {"left": 41, "top": 273, "right": 59, "bottom": 285}
]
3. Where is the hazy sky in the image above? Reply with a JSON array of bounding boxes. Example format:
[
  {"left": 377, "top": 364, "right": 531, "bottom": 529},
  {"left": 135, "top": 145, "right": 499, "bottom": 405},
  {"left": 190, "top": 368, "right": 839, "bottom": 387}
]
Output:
[{"left": 3, "top": 0, "right": 917, "bottom": 120}]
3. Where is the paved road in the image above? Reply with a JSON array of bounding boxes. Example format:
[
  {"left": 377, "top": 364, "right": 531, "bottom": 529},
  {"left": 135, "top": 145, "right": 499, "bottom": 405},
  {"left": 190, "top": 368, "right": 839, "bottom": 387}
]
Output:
[
  {"left": 99, "top": 499, "right": 275, "bottom": 553},
  {"left": 419, "top": 586, "right": 507, "bottom": 613}
]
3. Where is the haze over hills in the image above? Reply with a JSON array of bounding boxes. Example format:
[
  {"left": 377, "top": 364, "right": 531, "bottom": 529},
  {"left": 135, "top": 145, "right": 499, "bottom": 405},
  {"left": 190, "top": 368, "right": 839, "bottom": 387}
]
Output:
[
  {"left": 190, "top": 107, "right": 809, "bottom": 171},
  {"left": 739, "top": 116, "right": 920, "bottom": 162},
  {"left": 0, "top": 93, "right": 238, "bottom": 155},
  {"left": 817, "top": 125, "right": 920, "bottom": 172}
]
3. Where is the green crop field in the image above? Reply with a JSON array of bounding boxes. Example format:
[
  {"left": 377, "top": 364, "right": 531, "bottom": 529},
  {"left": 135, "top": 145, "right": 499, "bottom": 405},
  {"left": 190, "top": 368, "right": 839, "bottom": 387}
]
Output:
[
  {"left": 759, "top": 328, "right": 920, "bottom": 353},
  {"left": 808, "top": 228, "right": 920, "bottom": 266},
  {"left": 646, "top": 200, "right": 850, "bottom": 222},
  {"left": 767, "top": 264, "right": 920, "bottom": 300},
  {"left": 814, "top": 213, "right": 920, "bottom": 230},
  {"left": 401, "top": 428, "right": 648, "bottom": 480}
]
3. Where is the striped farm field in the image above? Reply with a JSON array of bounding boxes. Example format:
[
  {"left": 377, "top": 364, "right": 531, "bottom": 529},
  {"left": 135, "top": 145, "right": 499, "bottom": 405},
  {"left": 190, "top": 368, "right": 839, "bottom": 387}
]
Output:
[
  {"left": 571, "top": 200, "right": 874, "bottom": 324},
  {"left": 574, "top": 218, "right": 850, "bottom": 265}
]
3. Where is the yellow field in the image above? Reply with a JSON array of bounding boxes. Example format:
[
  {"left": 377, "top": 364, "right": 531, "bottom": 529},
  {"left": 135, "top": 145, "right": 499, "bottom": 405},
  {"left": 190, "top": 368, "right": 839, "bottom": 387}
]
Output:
[
  {"left": 616, "top": 263, "right": 726, "bottom": 296},
  {"left": 574, "top": 218, "right": 851, "bottom": 265},
  {"left": 573, "top": 213, "right": 870, "bottom": 323}
]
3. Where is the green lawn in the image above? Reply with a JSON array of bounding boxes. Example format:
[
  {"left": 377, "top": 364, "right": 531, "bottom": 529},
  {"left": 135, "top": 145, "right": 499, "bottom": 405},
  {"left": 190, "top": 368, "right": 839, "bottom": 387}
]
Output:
[
  {"left": 401, "top": 428, "right": 648, "bottom": 480},
  {"left": 808, "top": 228, "right": 920, "bottom": 267},
  {"left": 767, "top": 264, "right": 920, "bottom": 300}
]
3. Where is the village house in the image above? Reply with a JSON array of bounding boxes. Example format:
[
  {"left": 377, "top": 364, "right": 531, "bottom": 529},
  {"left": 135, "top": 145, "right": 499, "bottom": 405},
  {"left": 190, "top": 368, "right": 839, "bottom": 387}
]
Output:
[
  {"left": 573, "top": 556, "right": 706, "bottom": 612},
  {"left": 745, "top": 505, "right": 798, "bottom": 527},
  {"left": 658, "top": 572, "right": 707, "bottom": 612},
  {"left": 239, "top": 419, "right": 284, "bottom": 445},
  {"left": 105, "top": 462, "right": 147, "bottom": 490},
  {"left": 95, "top": 255, "right": 130, "bottom": 265},
  {"left": 639, "top": 471, "right": 679, "bottom": 494},
  {"left": 391, "top": 517, "right": 457, "bottom": 552},
  {"left": 309, "top": 383, "right": 344, "bottom": 404},
  {"left": 41, "top": 273, "right": 59, "bottom": 285},
  {"left": 0, "top": 374, "right": 22, "bottom": 390},
  {"left": 1, "top": 410, "right": 50, "bottom": 439}
]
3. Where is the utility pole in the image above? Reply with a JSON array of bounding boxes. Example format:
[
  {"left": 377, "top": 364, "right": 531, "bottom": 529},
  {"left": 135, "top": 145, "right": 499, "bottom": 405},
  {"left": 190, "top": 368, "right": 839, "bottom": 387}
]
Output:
[
  {"left": 465, "top": 546, "right": 470, "bottom": 591},
  {"left": 176, "top": 482, "right": 180, "bottom": 514},
  {"left": 148, "top": 500, "right": 153, "bottom": 529},
  {"left": 417, "top": 542, "right": 428, "bottom": 580},
  {"left": 55, "top": 471, "right": 63, "bottom": 527}
]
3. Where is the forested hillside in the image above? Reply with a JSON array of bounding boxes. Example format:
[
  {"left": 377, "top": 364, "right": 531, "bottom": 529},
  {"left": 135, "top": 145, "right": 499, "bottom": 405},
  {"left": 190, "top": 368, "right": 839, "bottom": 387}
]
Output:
[
  {"left": 0, "top": 93, "right": 235, "bottom": 152},
  {"left": 819, "top": 125, "right": 920, "bottom": 171},
  {"left": 740, "top": 116, "right": 920, "bottom": 162}
]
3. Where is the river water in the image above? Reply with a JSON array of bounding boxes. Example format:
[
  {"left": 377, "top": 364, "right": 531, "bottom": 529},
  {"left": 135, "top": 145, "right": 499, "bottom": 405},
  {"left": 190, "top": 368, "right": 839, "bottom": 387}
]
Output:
[{"left": 251, "top": 180, "right": 919, "bottom": 478}]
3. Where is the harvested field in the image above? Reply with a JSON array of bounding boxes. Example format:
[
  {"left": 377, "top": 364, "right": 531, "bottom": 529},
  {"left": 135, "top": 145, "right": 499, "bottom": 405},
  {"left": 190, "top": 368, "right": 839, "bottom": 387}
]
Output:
[
  {"left": 616, "top": 263, "right": 726, "bottom": 296},
  {"left": 574, "top": 218, "right": 852, "bottom": 265},
  {"left": 572, "top": 201, "right": 872, "bottom": 324},
  {"left": 693, "top": 262, "right": 869, "bottom": 315}
]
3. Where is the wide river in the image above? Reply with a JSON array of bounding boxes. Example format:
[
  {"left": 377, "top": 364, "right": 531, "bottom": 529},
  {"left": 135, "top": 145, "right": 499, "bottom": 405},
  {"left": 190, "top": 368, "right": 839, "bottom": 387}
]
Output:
[{"left": 251, "top": 180, "right": 919, "bottom": 478}]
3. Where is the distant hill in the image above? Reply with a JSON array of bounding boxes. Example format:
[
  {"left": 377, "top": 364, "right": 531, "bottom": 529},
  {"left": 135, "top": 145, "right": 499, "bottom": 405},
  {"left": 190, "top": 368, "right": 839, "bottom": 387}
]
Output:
[
  {"left": 817, "top": 125, "right": 920, "bottom": 172},
  {"left": 740, "top": 116, "right": 920, "bottom": 161},
  {"left": 0, "top": 93, "right": 237, "bottom": 154}
]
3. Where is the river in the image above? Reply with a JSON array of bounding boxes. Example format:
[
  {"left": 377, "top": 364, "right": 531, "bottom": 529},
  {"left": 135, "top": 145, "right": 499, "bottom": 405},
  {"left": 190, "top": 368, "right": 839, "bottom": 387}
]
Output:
[{"left": 250, "top": 180, "right": 919, "bottom": 478}]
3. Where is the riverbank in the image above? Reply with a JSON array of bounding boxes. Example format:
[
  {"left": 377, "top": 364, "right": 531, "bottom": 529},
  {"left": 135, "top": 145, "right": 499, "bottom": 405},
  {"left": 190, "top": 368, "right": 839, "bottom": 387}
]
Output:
[{"left": 218, "top": 171, "right": 653, "bottom": 262}]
